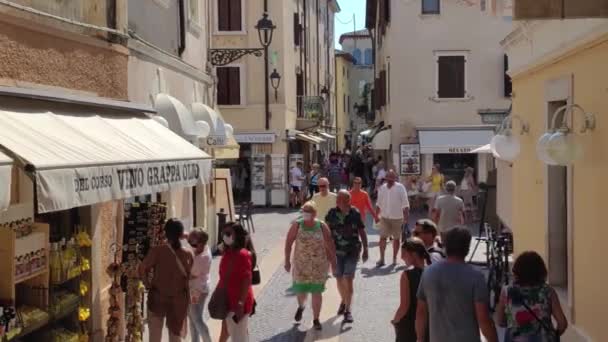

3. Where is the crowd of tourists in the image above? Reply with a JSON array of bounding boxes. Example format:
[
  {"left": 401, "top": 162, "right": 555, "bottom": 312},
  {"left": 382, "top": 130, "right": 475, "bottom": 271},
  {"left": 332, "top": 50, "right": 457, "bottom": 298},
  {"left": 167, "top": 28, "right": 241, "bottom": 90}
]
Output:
[{"left": 139, "top": 155, "right": 569, "bottom": 342}]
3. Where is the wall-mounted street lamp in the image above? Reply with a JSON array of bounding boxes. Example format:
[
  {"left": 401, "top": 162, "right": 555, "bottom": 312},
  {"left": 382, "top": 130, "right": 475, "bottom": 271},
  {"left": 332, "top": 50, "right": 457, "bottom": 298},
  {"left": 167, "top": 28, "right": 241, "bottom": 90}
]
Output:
[
  {"left": 536, "top": 104, "right": 596, "bottom": 166},
  {"left": 255, "top": 12, "right": 276, "bottom": 48},
  {"left": 490, "top": 113, "right": 529, "bottom": 162},
  {"left": 270, "top": 69, "right": 281, "bottom": 101}
]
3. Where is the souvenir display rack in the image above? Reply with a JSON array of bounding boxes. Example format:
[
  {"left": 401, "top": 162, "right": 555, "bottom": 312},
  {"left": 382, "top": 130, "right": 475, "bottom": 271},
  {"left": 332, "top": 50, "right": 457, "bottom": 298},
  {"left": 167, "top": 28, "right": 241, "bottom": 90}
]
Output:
[{"left": 0, "top": 213, "right": 93, "bottom": 342}]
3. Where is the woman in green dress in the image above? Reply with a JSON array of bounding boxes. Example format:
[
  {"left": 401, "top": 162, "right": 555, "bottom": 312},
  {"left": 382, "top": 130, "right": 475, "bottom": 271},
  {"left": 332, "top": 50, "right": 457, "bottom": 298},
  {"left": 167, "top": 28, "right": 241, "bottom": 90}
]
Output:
[{"left": 285, "top": 201, "right": 337, "bottom": 331}]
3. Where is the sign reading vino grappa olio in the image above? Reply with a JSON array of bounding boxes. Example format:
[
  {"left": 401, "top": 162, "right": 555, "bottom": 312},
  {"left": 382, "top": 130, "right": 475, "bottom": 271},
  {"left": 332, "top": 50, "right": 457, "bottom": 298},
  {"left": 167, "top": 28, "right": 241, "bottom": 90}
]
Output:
[{"left": 35, "top": 160, "right": 212, "bottom": 213}]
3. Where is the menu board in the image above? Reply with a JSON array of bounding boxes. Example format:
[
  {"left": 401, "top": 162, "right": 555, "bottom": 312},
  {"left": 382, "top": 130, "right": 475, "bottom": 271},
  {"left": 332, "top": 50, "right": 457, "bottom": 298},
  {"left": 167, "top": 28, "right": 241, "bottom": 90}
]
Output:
[
  {"left": 251, "top": 154, "right": 266, "bottom": 191},
  {"left": 400, "top": 144, "right": 421, "bottom": 175}
]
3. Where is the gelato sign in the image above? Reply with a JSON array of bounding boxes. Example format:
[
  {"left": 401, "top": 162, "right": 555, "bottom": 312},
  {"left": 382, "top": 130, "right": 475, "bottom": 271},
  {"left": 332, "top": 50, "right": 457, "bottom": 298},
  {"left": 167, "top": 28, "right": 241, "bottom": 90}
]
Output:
[{"left": 35, "top": 160, "right": 212, "bottom": 213}]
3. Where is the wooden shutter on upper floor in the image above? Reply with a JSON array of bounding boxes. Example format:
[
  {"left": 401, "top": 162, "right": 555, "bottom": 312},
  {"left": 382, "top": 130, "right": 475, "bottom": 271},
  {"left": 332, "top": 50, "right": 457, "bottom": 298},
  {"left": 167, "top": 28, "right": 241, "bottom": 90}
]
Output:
[
  {"left": 217, "top": 67, "right": 241, "bottom": 105},
  {"left": 385, "top": 0, "right": 391, "bottom": 22},
  {"left": 379, "top": 70, "right": 387, "bottom": 107},
  {"left": 514, "top": 0, "right": 608, "bottom": 19},
  {"left": 294, "top": 13, "right": 301, "bottom": 46},
  {"left": 218, "top": 0, "right": 230, "bottom": 31},
  {"left": 437, "top": 56, "right": 465, "bottom": 98},
  {"left": 228, "top": 67, "right": 241, "bottom": 105},
  {"left": 229, "top": 0, "right": 242, "bottom": 31},
  {"left": 217, "top": 67, "right": 229, "bottom": 104},
  {"left": 504, "top": 54, "right": 512, "bottom": 97}
]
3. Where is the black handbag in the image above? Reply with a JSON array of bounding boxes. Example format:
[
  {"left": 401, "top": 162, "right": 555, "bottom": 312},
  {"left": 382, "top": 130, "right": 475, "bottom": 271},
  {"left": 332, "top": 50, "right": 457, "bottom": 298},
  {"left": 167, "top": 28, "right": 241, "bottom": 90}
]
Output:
[{"left": 252, "top": 267, "right": 261, "bottom": 285}]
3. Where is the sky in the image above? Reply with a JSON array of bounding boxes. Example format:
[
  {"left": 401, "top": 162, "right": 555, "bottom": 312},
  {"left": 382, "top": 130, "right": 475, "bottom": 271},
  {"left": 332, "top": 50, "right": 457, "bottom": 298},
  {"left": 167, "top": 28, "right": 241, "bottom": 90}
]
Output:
[{"left": 334, "top": 0, "right": 367, "bottom": 49}]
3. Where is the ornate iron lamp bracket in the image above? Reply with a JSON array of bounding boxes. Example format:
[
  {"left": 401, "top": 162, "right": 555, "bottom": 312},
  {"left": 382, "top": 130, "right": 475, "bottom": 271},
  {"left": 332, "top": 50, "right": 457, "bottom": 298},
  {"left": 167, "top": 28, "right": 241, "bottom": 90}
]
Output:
[{"left": 209, "top": 48, "right": 264, "bottom": 66}]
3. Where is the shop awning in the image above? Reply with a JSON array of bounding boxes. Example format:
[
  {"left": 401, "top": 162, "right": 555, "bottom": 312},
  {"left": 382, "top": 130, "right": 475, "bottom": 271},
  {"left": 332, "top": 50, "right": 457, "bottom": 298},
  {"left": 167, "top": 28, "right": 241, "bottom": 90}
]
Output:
[
  {"left": 371, "top": 129, "right": 391, "bottom": 150},
  {"left": 418, "top": 128, "right": 494, "bottom": 154},
  {"left": 470, "top": 144, "right": 492, "bottom": 154},
  {"left": 296, "top": 133, "right": 326, "bottom": 144},
  {"left": 0, "top": 151, "right": 12, "bottom": 211},
  {"left": 0, "top": 110, "right": 212, "bottom": 213},
  {"left": 212, "top": 132, "right": 240, "bottom": 160},
  {"left": 317, "top": 132, "right": 336, "bottom": 139}
]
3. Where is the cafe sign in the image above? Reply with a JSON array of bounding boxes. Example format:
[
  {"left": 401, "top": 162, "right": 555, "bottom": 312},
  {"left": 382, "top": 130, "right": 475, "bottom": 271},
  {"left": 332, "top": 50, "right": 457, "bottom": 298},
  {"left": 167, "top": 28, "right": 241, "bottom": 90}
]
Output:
[{"left": 205, "top": 135, "right": 227, "bottom": 146}]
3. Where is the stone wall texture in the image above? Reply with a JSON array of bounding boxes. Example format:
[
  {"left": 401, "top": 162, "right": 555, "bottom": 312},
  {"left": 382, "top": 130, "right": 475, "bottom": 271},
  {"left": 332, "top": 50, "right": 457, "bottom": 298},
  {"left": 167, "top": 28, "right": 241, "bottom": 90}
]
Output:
[{"left": 0, "top": 21, "right": 128, "bottom": 99}]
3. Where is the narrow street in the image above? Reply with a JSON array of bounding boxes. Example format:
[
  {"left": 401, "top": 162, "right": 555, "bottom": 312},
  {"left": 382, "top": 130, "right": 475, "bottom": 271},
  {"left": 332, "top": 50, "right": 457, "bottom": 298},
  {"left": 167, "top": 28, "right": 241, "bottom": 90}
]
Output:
[{"left": 146, "top": 209, "right": 491, "bottom": 342}]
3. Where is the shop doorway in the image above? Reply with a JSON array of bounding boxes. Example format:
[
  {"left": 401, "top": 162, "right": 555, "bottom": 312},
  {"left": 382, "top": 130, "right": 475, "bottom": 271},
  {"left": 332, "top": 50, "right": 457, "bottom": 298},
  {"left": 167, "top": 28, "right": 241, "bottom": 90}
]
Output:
[
  {"left": 216, "top": 143, "right": 252, "bottom": 204},
  {"left": 433, "top": 153, "right": 478, "bottom": 183}
]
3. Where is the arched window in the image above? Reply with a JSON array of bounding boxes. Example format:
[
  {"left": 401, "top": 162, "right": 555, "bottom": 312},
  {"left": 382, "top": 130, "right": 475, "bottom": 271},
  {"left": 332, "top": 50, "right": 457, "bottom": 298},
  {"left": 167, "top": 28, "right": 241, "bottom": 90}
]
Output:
[
  {"left": 352, "top": 49, "right": 362, "bottom": 65},
  {"left": 364, "top": 49, "right": 373, "bottom": 65}
]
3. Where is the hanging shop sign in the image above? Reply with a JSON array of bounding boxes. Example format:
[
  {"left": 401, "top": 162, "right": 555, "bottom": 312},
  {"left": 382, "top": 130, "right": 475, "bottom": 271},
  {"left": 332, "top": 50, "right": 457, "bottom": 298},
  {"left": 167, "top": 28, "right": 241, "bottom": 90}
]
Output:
[
  {"left": 234, "top": 133, "right": 276, "bottom": 144},
  {"left": 36, "top": 160, "right": 212, "bottom": 213},
  {"left": 205, "top": 135, "right": 227, "bottom": 146},
  {"left": 400, "top": 144, "right": 421, "bottom": 176}
]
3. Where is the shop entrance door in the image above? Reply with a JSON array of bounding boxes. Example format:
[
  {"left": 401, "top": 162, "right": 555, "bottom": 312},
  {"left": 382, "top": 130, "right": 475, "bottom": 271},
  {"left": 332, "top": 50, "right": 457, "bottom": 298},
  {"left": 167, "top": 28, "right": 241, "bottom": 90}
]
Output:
[{"left": 433, "top": 153, "right": 478, "bottom": 183}]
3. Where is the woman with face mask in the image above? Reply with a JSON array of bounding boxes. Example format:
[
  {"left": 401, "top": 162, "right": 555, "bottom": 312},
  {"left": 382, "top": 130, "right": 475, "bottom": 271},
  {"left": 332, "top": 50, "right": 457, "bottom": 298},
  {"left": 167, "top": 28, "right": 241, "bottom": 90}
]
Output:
[
  {"left": 284, "top": 202, "right": 337, "bottom": 331},
  {"left": 215, "top": 223, "right": 255, "bottom": 342}
]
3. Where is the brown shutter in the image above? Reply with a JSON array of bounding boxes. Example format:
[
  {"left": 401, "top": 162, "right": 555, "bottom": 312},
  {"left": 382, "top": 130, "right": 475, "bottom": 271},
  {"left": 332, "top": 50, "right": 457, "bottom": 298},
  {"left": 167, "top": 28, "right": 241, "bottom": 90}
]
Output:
[
  {"left": 229, "top": 0, "right": 242, "bottom": 31},
  {"left": 386, "top": 0, "right": 391, "bottom": 22},
  {"left": 378, "top": 0, "right": 386, "bottom": 35},
  {"left": 438, "top": 56, "right": 465, "bottom": 98},
  {"left": 294, "top": 13, "right": 301, "bottom": 46},
  {"left": 218, "top": 0, "right": 230, "bottom": 31},
  {"left": 514, "top": 0, "right": 563, "bottom": 19},
  {"left": 504, "top": 54, "right": 512, "bottom": 97},
  {"left": 217, "top": 67, "right": 229, "bottom": 105},
  {"left": 228, "top": 67, "right": 241, "bottom": 105}
]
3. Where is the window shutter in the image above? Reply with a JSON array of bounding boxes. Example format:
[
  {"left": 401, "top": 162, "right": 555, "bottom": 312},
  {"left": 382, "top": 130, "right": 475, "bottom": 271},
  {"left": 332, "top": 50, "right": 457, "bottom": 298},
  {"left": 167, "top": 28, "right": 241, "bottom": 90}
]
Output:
[
  {"left": 438, "top": 56, "right": 465, "bottom": 98},
  {"left": 386, "top": 0, "right": 391, "bottom": 22},
  {"left": 504, "top": 54, "right": 512, "bottom": 97},
  {"left": 218, "top": 0, "right": 230, "bottom": 31},
  {"left": 228, "top": 67, "right": 241, "bottom": 105},
  {"left": 379, "top": 0, "right": 386, "bottom": 35},
  {"left": 296, "top": 73, "right": 304, "bottom": 116},
  {"left": 294, "top": 13, "right": 301, "bottom": 46},
  {"left": 229, "top": 0, "right": 242, "bottom": 31},
  {"left": 373, "top": 77, "right": 381, "bottom": 110},
  {"left": 217, "top": 67, "right": 229, "bottom": 105}
]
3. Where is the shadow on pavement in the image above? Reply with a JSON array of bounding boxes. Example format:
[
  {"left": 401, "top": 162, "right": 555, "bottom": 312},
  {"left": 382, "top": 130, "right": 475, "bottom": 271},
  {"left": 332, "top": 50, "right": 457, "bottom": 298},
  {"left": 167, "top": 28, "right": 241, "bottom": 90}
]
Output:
[
  {"left": 259, "top": 325, "right": 307, "bottom": 342},
  {"left": 360, "top": 264, "right": 401, "bottom": 278}
]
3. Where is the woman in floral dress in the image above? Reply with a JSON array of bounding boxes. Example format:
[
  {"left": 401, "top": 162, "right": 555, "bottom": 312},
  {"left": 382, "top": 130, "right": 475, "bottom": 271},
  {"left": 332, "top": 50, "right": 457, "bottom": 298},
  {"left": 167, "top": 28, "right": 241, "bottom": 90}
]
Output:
[
  {"left": 496, "top": 251, "right": 568, "bottom": 342},
  {"left": 284, "top": 201, "right": 337, "bottom": 331}
]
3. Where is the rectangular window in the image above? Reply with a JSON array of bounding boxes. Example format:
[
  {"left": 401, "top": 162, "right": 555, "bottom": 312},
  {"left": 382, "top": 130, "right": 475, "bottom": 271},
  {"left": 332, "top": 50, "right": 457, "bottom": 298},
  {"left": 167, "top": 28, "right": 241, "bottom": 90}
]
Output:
[
  {"left": 217, "top": 66, "right": 241, "bottom": 105},
  {"left": 422, "top": 0, "right": 440, "bottom": 14},
  {"left": 218, "top": 0, "right": 242, "bottom": 31},
  {"left": 294, "top": 13, "right": 301, "bottom": 46},
  {"left": 437, "top": 55, "right": 466, "bottom": 98},
  {"left": 343, "top": 94, "right": 347, "bottom": 113}
]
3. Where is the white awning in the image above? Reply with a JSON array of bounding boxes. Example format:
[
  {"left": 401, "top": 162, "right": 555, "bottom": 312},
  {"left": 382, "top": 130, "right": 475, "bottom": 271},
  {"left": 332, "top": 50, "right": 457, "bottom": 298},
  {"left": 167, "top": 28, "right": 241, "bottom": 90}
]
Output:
[
  {"left": 470, "top": 144, "right": 492, "bottom": 154},
  {"left": 418, "top": 128, "right": 494, "bottom": 154},
  {"left": 0, "top": 151, "right": 12, "bottom": 211},
  {"left": 371, "top": 129, "right": 391, "bottom": 150},
  {"left": 296, "top": 133, "right": 325, "bottom": 144},
  {"left": 155, "top": 93, "right": 205, "bottom": 138},
  {"left": 317, "top": 132, "right": 336, "bottom": 139},
  {"left": 0, "top": 110, "right": 212, "bottom": 213}
]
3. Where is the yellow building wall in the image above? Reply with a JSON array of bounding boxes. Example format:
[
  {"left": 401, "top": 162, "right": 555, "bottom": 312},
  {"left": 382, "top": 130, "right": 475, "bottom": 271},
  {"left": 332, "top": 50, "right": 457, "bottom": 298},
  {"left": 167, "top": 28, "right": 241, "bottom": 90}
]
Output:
[
  {"left": 511, "top": 37, "right": 608, "bottom": 341},
  {"left": 335, "top": 56, "right": 350, "bottom": 151}
]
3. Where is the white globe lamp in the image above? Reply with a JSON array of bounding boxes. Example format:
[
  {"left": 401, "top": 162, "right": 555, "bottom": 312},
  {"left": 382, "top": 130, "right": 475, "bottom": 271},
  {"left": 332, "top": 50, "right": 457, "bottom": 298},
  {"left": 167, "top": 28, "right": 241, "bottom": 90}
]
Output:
[
  {"left": 195, "top": 121, "right": 211, "bottom": 138},
  {"left": 225, "top": 124, "right": 234, "bottom": 135},
  {"left": 536, "top": 132, "right": 557, "bottom": 165},
  {"left": 490, "top": 131, "right": 521, "bottom": 162},
  {"left": 547, "top": 131, "right": 583, "bottom": 165}
]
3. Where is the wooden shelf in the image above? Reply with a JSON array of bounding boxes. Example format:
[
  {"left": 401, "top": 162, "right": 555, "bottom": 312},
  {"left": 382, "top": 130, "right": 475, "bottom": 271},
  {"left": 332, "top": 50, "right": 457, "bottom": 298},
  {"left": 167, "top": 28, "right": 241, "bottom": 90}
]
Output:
[{"left": 14, "top": 268, "right": 48, "bottom": 285}]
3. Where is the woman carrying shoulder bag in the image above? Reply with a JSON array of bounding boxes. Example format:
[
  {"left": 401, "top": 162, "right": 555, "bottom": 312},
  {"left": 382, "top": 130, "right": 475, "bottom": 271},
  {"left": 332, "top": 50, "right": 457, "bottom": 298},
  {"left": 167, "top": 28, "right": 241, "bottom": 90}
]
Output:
[
  {"left": 211, "top": 223, "right": 254, "bottom": 342},
  {"left": 496, "top": 251, "right": 568, "bottom": 342},
  {"left": 139, "top": 219, "right": 193, "bottom": 342}
]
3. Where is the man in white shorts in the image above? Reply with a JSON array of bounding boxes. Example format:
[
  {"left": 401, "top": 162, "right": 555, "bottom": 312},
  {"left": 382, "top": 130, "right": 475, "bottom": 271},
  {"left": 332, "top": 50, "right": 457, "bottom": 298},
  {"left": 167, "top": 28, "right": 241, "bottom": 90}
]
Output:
[{"left": 375, "top": 170, "right": 410, "bottom": 266}]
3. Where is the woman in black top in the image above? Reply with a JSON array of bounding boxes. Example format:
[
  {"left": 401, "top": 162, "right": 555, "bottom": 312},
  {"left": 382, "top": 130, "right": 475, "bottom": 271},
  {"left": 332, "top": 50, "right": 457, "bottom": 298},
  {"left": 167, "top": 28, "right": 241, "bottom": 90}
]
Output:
[{"left": 392, "top": 238, "right": 432, "bottom": 342}]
